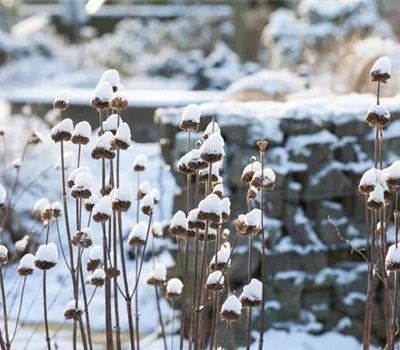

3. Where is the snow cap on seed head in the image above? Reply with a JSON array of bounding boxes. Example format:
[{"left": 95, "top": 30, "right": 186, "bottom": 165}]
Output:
[
  {"left": 133, "top": 155, "right": 148, "bottom": 172},
  {"left": 34, "top": 242, "right": 58, "bottom": 270},
  {"left": 370, "top": 56, "right": 391, "bottom": 83},
  {"left": 128, "top": 222, "right": 148, "bottom": 246},
  {"left": 0, "top": 245, "right": 8, "bottom": 265},
  {"left": 18, "top": 253, "right": 35, "bottom": 276},
  {"left": 72, "top": 121, "right": 91, "bottom": 145},
  {"left": 100, "top": 69, "right": 120, "bottom": 90},
  {"left": 91, "top": 81, "right": 113, "bottom": 109},
  {"left": 152, "top": 222, "right": 163, "bottom": 237},
  {"left": 53, "top": 90, "right": 69, "bottom": 110},
  {"left": 221, "top": 295, "right": 241, "bottom": 319},
  {"left": 386, "top": 244, "right": 400, "bottom": 272},
  {"left": 92, "top": 195, "right": 112, "bottom": 222},
  {"left": 141, "top": 193, "right": 154, "bottom": 215},
  {"left": 182, "top": 104, "right": 201, "bottom": 123},
  {"left": 198, "top": 193, "right": 222, "bottom": 215},
  {"left": 200, "top": 133, "right": 225, "bottom": 163},
  {"left": 51, "top": 118, "right": 73, "bottom": 142},
  {"left": 240, "top": 278, "right": 263, "bottom": 302},
  {"left": 150, "top": 188, "right": 160, "bottom": 204},
  {"left": 203, "top": 120, "right": 221, "bottom": 140},
  {"left": 103, "top": 114, "right": 123, "bottom": 134},
  {"left": 166, "top": 278, "right": 183, "bottom": 297},
  {"left": 112, "top": 122, "right": 131, "bottom": 149}
]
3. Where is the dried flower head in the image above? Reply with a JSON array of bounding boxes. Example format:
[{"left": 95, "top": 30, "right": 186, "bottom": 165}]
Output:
[
  {"left": 239, "top": 278, "right": 263, "bottom": 307},
  {"left": 133, "top": 155, "right": 148, "bottom": 172},
  {"left": 200, "top": 133, "right": 225, "bottom": 163},
  {"left": 92, "top": 131, "right": 115, "bottom": 160},
  {"left": 365, "top": 103, "right": 390, "bottom": 128},
  {"left": 146, "top": 263, "right": 167, "bottom": 286},
  {"left": 179, "top": 104, "right": 201, "bottom": 132},
  {"left": 53, "top": 91, "right": 69, "bottom": 111},
  {"left": 112, "top": 183, "right": 133, "bottom": 212},
  {"left": 28, "top": 130, "right": 43, "bottom": 146},
  {"left": 91, "top": 81, "right": 113, "bottom": 109},
  {"left": 386, "top": 244, "right": 400, "bottom": 271},
  {"left": 51, "top": 119, "right": 73, "bottom": 143},
  {"left": 257, "top": 140, "right": 268, "bottom": 151},
  {"left": 169, "top": 211, "right": 188, "bottom": 237},
  {"left": 128, "top": 222, "right": 148, "bottom": 246},
  {"left": 0, "top": 246, "right": 8, "bottom": 265},
  {"left": 205, "top": 270, "right": 224, "bottom": 291},
  {"left": 92, "top": 196, "right": 112, "bottom": 223},
  {"left": 370, "top": 56, "right": 391, "bottom": 83},
  {"left": 166, "top": 278, "right": 183, "bottom": 299},
  {"left": 220, "top": 295, "right": 241, "bottom": 321},
  {"left": 110, "top": 123, "right": 131, "bottom": 150},
  {"left": 71, "top": 121, "right": 91, "bottom": 145},
  {"left": 87, "top": 246, "right": 102, "bottom": 272},
  {"left": 34, "top": 243, "right": 58, "bottom": 270},
  {"left": 64, "top": 300, "right": 84, "bottom": 320},
  {"left": 90, "top": 268, "right": 106, "bottom": 287},
  {"left": 151, "top": 222, "right": 163, "bottom": 238},
  {"left": 18, "top": 253, "right": 35, "bottom": 276}
]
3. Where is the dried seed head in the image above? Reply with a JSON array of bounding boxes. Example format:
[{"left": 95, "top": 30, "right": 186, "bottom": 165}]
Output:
[
  {"left": 257, "top": 140, "right": 268, "bottom": 151},
  {"left": 53, "top": 91, "right": 69, "bottom": 111},
  {"left": 18, "top": 253, "right": 35, "bottom": 276},
  {"left": 166, "top": 278, "right": 184, "bottom": 299},
  {"left": 386, "top": 244, "right": 400, "bottom": 272},
  {"left": 370, "top": 56, "right": 391, "bottom": 83},
  {"left": 28, "top": 131, "right": 43, "bottom": 146},
  {"left": 64, "top": 300, "right": 84, "bottom": 320},
  {"left": 0, "top": 246, "right": 8, "bottom": 265},
  {"left": 220, "top": 295, "right": 241, "bottom": 321}
]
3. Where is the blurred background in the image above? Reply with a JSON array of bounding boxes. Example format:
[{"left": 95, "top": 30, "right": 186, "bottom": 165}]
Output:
[{"left": 1, "top": 1, "right": 400, "bottom": 348}]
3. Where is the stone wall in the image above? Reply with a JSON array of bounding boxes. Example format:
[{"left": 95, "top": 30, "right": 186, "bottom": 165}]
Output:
[{"left": 154, "top": 94, "right": 400, "bottom": 346}]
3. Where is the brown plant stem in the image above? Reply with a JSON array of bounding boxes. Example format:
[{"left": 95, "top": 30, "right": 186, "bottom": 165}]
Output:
[
  {"left": 79, "top": 262, "right": 93, "bottom": 350},
  {"left": 42, "top": 270, "right": 51, "bottom": 350},
  {"left": 135, "top": 244, "right": 141, "bottom": 350},
  {"left": 0, "top": 266, "right": 10, "bottom": 350},
  {"left": 10, "top": 276, "right": 27, "bottom": 344}
]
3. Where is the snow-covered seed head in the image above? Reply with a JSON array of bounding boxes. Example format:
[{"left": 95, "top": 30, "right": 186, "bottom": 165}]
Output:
[
  {"left": 137, "top": 181, "right": 150, "bottom": 200},
  {"left": 241, "top": 160, "right": 261, "bottom": 184},
  {"left": 220, "top": 197, "right": 231, "bottom": 222},
  {"left": 92, "top": 196, "right": 112, "bottom": 223},
  {"left": 133, "top": 155, "right": 148, "bottom": 172},
  {"left": 358, "top": 168, "right": 379, "bottom": 195},
  {"left": 166, "top": 278, "right": 184, "bottom": 299},
  {"left": 370, "top": 56, "right": 391, "bottom": 83},
  {"left": 200, "top": 133, "right": 225, "bottom": 164},
  {"left": 177, "top": 152, "right": 195, "bottom": 175},
  {"left": 110, "top": 88, "right": 128, "bottom": 110},
  {"left": 179, "top": 104, "right": 201, "bottom": 132},
  {"left": 203, "top": 120, "right": 221, "bottom": 140},
  {"left": 92, "top": 131, "right": 115, "bottom": 160},
  {"left": 247, "top": 186, "right": 258, "bottom": 200},
  {"left": 169, "top": 211, "right": 188, "bottom": 237},
  {"left": 128, "top": 222, "right": 148, "bottom": 246},
  {"left": 251, "top": 168, "right": 276, "bottom": 190},
  {"left": 33, "top": 198, "right": 50, "bottom": 217},
  {"left": 152, "top": 222, "right": 163, "bottom": 238},
  {"left": 71, "top": 172, "right": 93, "bottom": 199},
  {"left": 41, "top": 204, "right": 54, "bottom": 223},
  {"left": 18, "top": 253, "right": 35, "bottom": 276},
  {"left": 112, "top": 183, "right": 133, "bottom": 212},
  {"left": 27, "top": 130, "right": 43, "bottom": 146},
  {"left": 146, "top": 263, "right": 167, "bottom": 286},
  {"left": 141, "top": 193, "right": 154, "bottom": 216},
  {"left": 11, "top": 158, "right": 21, "bottom": 169},
  {"left": 188, "top": 208, "right": 205, "bottom": 230},
  {"left": 367, "top": 184, "right": 385, "bottom": 210},
  {"left": 0, "top": 246, "right": 8, "bottom": 265},
  {"left": 110, "top": 122, "right": 131, "bottom": 150},
  {"left": 239, "top": 278, "right": 263, "bottom": 307},
  {"left": 51, "top": 201, "right": 62, "bottom": 218},
  {"left": 197, "top": 193, "right": 222, "bottom": 223},
  {"left": 210, "top": 246, "right": 230, "bottom": 272},
  {"left": 90, "top": 268, "right": 106, "bottom": 287},
  {"left": 71, "top": 227, "right": 93, "bottom": 249},
  {"left": 64, "top": 300, "right": 84, "bottom": 320},
  {"left": 385, "top": 161, "right": 400, "bottom": 187},
  {"left": 386, "top": 244, "right": 400, "bottom": 271},
  {"left": 205, "top": 270, "right": 224, "bottom": 291},
  {"left": 187, "top": 149, "right": 209, "bottom": 171},
  {"left": 213, "top": 183, "right": 224, "bottom": 199},
  {"left": 151, "top": 188, "right": 160, "bottom": 205},
  {"left": 67, "top": 166, "right": 91, "bottom": 188},
  {"left": 222, "top": 228, "right": 230, "bottom": 241},
  {"left": 51, "top": 118, "right": 73, "bottom": 143},
  {"left": 103, "top": 114, "right": 123, "bottom": 135},
  {"left": 257, "top": 140, "right": 268, "bottom": 152},
  {"left": 100, "top": 69, "right": 120, "bottom": 92},
  {"left": 87, "top": 246, "right": 102, "bottom": 272},
  {"left": 0, "top": 185, "right": 6, "bottom": 207},
  {"left": 34, "top": 243, "right": 58, "bottom": 270},
  {"left": 376, "top": 221, "right": 387, "bottom": 236},
  {"left": 91, "top": 81, "right": 114, "bottom": 109},
  {"left": 53, "top": 91, "right": 69, "bottom": 111},
  {"left": 220, "top": 295, "right": 241, "bottom": 321},
  {"left": 71, "top": 121, "right": 91, "bottom": 145},
  {"left": 365, "top": 103, "right": 390, "bottom": 128},
  {"left": 85, "top": 194, "right": 99, "bottom": 213}
]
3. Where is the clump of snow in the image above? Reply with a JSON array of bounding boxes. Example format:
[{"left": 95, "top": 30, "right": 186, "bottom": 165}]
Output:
[
  {"left": 89, "top": 246, "right": 102, "bottom": 261},
  {"left": 141, "top": 193, "right": 154, "bottom": 208},
  {"left": 86, "top": 194, "right": 100, "bottom": 206},
  {"left": 18, "top": 253, "right": 35, "bottom": 270},
  {"left": 92, "top": 196, "right": 112, "bottom": 217},
  {"left": 368, "top": 185, "right": 384, "bottom": 203},
  {"left": 15, "top": 235, "right": 30, "bottom": 252},
  {"left": 151, "top": 188, "right": 160, "bottom": 203},
  {"left": 0, "top": 185, "right": 6, "bottom": 205},
  {"left": 139, "top": 181, "right": 150, "bottom": 196},
  {"left": 0, "top": 246, "right": 8, "bottom": 260},
  {"left": 181, "top": 104, "right": 201, "bottom": 122},
  {"left": 198, "top": 194, "right": 221, "bottom": 215},
  {"left": 242, "top": 161, "right": 262, "bottom": 178},
  {"left": 33, "top": 198, "right": 50, "bottom": 214},
  {"left": 166, "top": 278, "right": 183, "bottom": 294},
  {"left": 129, "top": 222, "right": 149, "bottom": 241},
  {"left": 170, "top": 211, "right": 187, "bottom": 228},
  {"left": 115, "top": 123, "right": 131, "bottom": 144},
  {"left": 370, "top": 56, "right": 391, "bottom": 76},
  {"left": 92, "top": 81, "right": 113, "bottom": 102},
  {"left": 100, "top": 69, "right": 120, "bottom": 88},
  {"left": 68, "top": 166, "right": 91, "bottom": 184},
  {"left": 359, "top": 168, "right": 380, "bottom": 188},
  {"left": 95, "top": 131, "right": 114, "bottom": 149},
  {"left": 151, "top": 263, "right": 167, "bottom": 281},
  {"left": 12, "top": 158, "right": 21, "bottom": 168},
  {"left": 35, "top": 242, "right": 58, "bottom": 264},
  {"left": 113, "top": 183, "right": 133, "bottom": 202},
  {"left": 201, "top": 133, "right": 225, "bottom": 156},
  {"left": 213, "top": 183, "right": 224, "bottom": 195},
  {"left": 74, "top": 172, "right": 92, "bottom": 190},
  {"left": 188, "top": 208, "right": 200, "bottom": 222},
  {"left": 203, "top": 121, "right": 221, "bottom": 139},
  {"left": 252, "top": 168, "right": 276, "bottom": 188},
  {"left": 367, "top": 104, "right": 390, "bottom": 119},
  {"left": 207, "top": 270, "right": 224, "bottom": 285},
  {"left": 152, "top": 222, "right": 163, "bottom": 237},
  {"left": 210, "top": 247, "right": 230, "bottom": 265},
  {"left": 240, "top": 278, "right": 262, "bottom": 301},
  {"left": 72, "top": 121, "right": 91, "bottom": 138},
  {"left": 103, "top": 114, "right": 123, "bottom": 132},
  {"left": 51, "top": 118, "right": 73, "bottom": 136},
  {"left": 92, "top": 268, "right": 106, "bottom": 280},
  {"left": 221, "top": 295, "right": 241, "bottom": 314}
]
